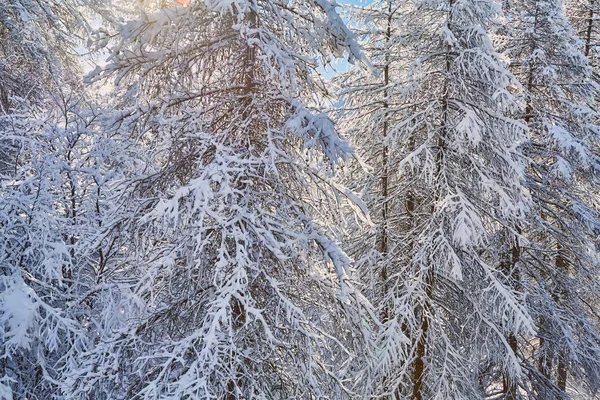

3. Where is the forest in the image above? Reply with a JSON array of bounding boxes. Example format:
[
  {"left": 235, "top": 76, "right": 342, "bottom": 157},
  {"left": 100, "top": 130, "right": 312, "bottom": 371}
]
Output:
[{"left": 1, "top": 0, "right": 599, "bottom": 398}]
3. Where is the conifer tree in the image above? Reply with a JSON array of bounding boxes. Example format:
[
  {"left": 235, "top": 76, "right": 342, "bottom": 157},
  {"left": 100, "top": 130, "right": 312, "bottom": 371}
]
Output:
[
  {"left": 335, "top": 0, "right": 414, "bottom": 396},
  {"left": 503, "top": 0, "right": 600, "bottom": 395},
  {"left": 337, "top": 0, "right": 535, "bottom": 397},
  {"left": 0, "top": 2, "right": 108, "bottom": 398},
  {"left": 565, "top": 0, "right": 600, "bottom": 73},
  {"left": 0, "top": 92, "right": 126, "bottom": 399},
  {"left": 64, "top": 1, "right": 370, "bottom": 399}
]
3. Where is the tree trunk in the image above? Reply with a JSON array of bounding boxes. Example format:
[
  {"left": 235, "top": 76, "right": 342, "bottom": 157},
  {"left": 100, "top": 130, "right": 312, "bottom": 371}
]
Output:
[
  {"left": 379, "top": 0, "right": 392, "bottom": 325},
  {"left": 557, "top": 355, "right": 567, "bottom": 391},
  {"left": 501, "top": 231, "right": 521, "bottom": 399},
  {"left": 584, "top": 7, "right": 594, "bottom": 57},
  {"left": 412, "top": 269, "right": 433, "bottom": 400},
  {"left": 410, "top": 3, "right": 452, "bottom": 391},
  {"left": 555, "top": 244, "right": 568, "bottom": 392},
  {"left": 225, "top": 10, "right": 257, "bottom": 399}
]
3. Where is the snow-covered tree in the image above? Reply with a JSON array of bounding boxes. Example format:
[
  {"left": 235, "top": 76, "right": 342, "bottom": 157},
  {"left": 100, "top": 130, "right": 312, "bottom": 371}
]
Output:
[
  {"left": 0, "top": 1, "right": 85, "bottom": 108},
  {"left": 502, "top": 0, "right": 600, "bottom": 395},
  {"left": 0, "top": 3, "right": 131, "bottom": 399},
  {"left": 565, "top": 0, "right": 600, "bottom": 73},
  {"left": 64, "top": 1, "right": 371, "bottom": 399},
  {"left": 0, "top": 0, "right": 91, "bottom": 178},
  {"left": 3, "top": 0, "right": 599, "bottom": 398},
  {"left": 336, "top": 0, "right": 535, "bottom": 397},
  {"left": 0, "top": 89, "right": 129, "bottom": 399},
  {"left": 333, "top": 0, "right": 414, "bottom": 396}
]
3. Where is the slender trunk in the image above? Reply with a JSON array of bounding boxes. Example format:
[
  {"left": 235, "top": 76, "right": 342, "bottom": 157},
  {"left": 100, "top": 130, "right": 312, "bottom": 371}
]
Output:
[
  {"left": 379, "top": 1, "right": 392, "bottom": 324},
  {"left": 538, "top": 336, "right": 553, "bottom": 380},
  {"left": 0, "top": 85, "right": 8, "bottom": 112},
  {"left": 584, "top": 7, "right": 594, "bottom": 57},
  {"left": 402, "top": 134, "right": 416, "bottom": 400},
  {"left": 524, "top": 65, "right": 535, "bottom": 124},
  {"left": 501, "top": 232, "right": 521, "bottom": 399},
  {"left": 555, "top": 244, "right": 568, "bottom": 392},
  {"left": 523, "top": 4, "right": 539, "bottom": 126},
  {"left": 557, "top": 354, "right": 567, "bottom": 391},
  {"left": 412, "top": 269, "right": 434, "bottom": 400},
  {"left": 378, "top": 5, "right": 404, "bottom": 399},
  {"left": 538, "top": 265, "right": 553, "bottom": 399},
  {"left": 411, "top": 4, "right": 452, "bottom": 391},
  {"left": 520, "top": 9, "right": 557, "bottom": 396},
  {"left": 225, "top": 10, "right": 257, "bottom": 399},
  {"left": 65, "top": 128, "right": 77, "bottom": 287},
  {"left": 535, "top": 245, "right": 562, "bottom": 398},
  {"left": 501, "top": 335, "right": 519, "bottom": 398}
]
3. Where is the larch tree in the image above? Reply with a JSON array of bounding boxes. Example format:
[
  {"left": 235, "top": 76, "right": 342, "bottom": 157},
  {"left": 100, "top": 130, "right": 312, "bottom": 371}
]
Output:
[
  {"left": 334, "top": 0, "right": 414, "bottom": 396},
  {"left": 565, "top": 0, "right": 600, "bottom": 80},
  {"left": 0, "top": 0, "right": 89, "bottom": 175},
  {"left": 336, "top": 0, "right": 535, "bottom": 397},
  {"left": 0, "top": 91, "right": 130, "bottom": 400},
  {"left": 63, "top": 1, "right": 372, "bottom": 399},
  {"left": 0, "top": 1, "right": 113, "bottom": 399},
  {"left": 502, "top": 0, "right": 600, "bottom": 396}
]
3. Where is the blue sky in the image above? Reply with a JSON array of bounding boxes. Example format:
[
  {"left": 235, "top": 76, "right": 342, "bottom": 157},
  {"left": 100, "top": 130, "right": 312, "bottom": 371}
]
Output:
[{"left": 320, "top": 0, "right": 368, "bottom": 79}]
